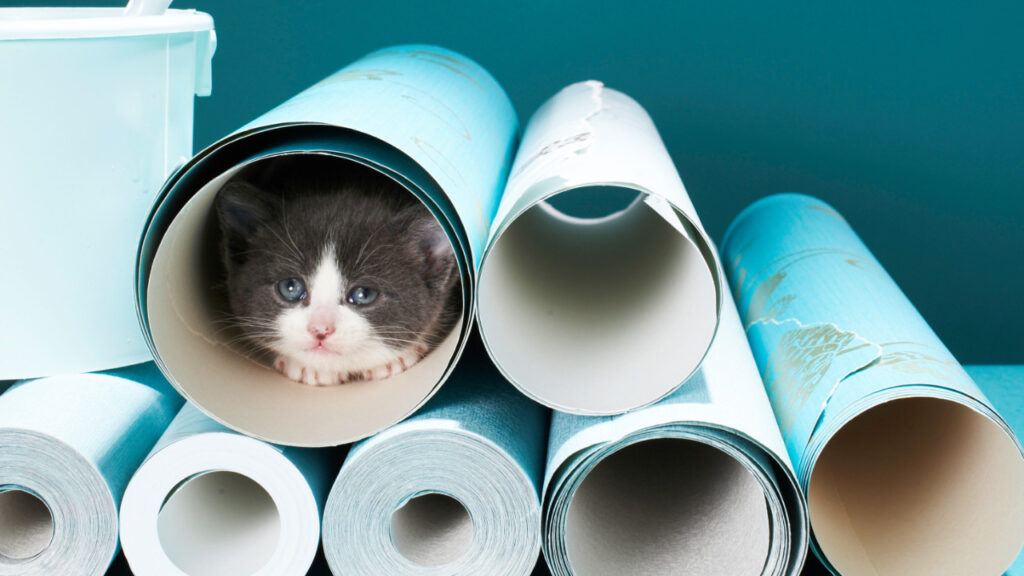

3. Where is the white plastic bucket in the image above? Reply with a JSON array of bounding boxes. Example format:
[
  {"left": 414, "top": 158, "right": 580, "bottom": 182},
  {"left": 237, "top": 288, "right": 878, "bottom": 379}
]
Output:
[{"left": 0, "top": 3, "right": 215, "bottom": 379}]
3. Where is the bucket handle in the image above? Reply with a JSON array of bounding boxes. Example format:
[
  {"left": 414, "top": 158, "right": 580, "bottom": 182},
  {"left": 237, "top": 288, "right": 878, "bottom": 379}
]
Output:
[{"left": 124, "top": 0, "right": 172, "bottom": 16}]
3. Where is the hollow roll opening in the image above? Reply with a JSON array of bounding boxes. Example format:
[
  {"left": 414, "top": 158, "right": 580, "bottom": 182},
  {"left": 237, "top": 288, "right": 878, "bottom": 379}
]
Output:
[
  {"left": 541, "top": 186, "right": 642, "bottom": 220},
  {"left": 809, "top": 397, "right": 1024, "bottom": 576},
  {"left": 478, "top": 188, "right": 717, "bottom": 413},
  {"left": 157, "top": 471, "right": 280, "bottom": 576},
  {"left": 565, "top": 439, "right": 770, "bottom": 576},
  {"left": 391, "top": 492, "right": 473, "bottom": 567},
  {"left": 0, "top": 488, "right": 53, "bottom": 560},
  {"left": 146, "top": 153, "right": 463, "bottom": 446}
]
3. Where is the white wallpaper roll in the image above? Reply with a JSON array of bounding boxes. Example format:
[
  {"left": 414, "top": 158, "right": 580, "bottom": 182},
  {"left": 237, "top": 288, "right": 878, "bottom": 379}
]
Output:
[
  {"left": 119, "top": 403, "right": 335, "bottom": 576},
  {"left": 0, "top": 363, "right": 182, "bottom": 576},
  {"left": 477, "top": 81, "right": 722, "bottom": 415}
]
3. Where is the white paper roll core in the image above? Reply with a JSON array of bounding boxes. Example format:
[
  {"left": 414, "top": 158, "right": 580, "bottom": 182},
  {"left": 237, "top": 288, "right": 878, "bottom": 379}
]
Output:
[
  {"left": 479, "top": 191, "right": 717, "bottom": 414},
  {"left": 157, "top": 471, "right": 281, "bottom": 576}
]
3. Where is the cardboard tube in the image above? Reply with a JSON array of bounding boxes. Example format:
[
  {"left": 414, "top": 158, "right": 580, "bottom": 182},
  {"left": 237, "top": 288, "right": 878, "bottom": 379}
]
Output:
[
  {"left": 137, "top": 45, "right": 518, "bottom": 446},
  {"left": 809, "top": 397, "right": 1024, "bottom": 576},
  {"left": 478, "top": 81, "right": 721, "bottom": 415}
]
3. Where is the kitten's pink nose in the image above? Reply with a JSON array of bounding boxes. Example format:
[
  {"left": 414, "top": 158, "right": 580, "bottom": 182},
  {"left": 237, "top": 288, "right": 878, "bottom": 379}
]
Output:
[{"left": 308, "top": 322, "right": 335, "bottom": 340}]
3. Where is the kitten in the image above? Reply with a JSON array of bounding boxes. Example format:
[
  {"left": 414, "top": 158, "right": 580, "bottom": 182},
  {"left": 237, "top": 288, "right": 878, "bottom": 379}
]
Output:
[{"left": 214, "top": 158, "right": 460, "bottom": 386}]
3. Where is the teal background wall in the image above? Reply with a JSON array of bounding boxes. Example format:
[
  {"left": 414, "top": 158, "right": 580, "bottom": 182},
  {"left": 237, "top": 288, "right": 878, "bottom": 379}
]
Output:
[{"left": 28, "top": 0, "right": 1024, "bottom": 364}]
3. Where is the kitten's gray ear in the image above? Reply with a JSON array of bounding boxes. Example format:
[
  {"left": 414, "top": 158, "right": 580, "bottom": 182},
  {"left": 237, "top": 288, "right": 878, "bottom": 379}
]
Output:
[
  {"left": 215, "top": 180, "right": 276, "bottom": 264},
  {"left": 408, "top": 211, "right": 457, "bottom": 292}
]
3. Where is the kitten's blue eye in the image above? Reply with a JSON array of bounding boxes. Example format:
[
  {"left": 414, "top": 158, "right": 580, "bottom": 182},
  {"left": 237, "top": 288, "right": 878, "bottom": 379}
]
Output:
[
  {"left": 276, "top": 277, "right": 306, "bottom": 302},
  {"left": 347, "top": 286, "right": 379, "bottom": 306}
]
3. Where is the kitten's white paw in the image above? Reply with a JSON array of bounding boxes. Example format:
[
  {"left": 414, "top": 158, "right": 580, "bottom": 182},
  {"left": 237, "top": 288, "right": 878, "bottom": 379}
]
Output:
[
  {"left": 276, "top": 356, "right": 341, "bottom": 386},
  {"left": 274, "top": 345, "right": 428, "bottom": 386},
  {"left": 361, "top": 346, "right": 426, "bottom": 381},
  {"left": 275, "top": 356, "right": 304, "bottom": 382}
]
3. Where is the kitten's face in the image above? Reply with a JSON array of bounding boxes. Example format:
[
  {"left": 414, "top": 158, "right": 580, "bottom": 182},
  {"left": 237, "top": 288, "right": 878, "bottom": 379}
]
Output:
[{"left": 215, "top": 166, "right": 459, "bottom": 385}]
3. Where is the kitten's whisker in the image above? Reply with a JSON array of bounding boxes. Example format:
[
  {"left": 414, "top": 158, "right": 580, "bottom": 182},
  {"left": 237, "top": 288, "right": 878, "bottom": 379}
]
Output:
[
  {"left": 213, "top": 322, "right": 279, "bottom": 336},
  {"left": 280, "top": 200, "right": 305, "bottom": 263},
  {"left": 353, "top": 221, "right": 392, "bottom": 270},
  {"left": 265, "top": 224, "right": 305, "bottom": 264},
  {"left": 376, "top": 335, "right": 444, "bottom": 348},
  {"left": 213, "top": 317, "right": 277, "bottom": 326},
  {"left": 222, "top": 320, "right": 279, "bottom": 329},
  {"left": 353, "top": 239, "right": 394, "bottom": 272},
  {"left": 221, "top": 336, "right": 268, "bottom": 352}
]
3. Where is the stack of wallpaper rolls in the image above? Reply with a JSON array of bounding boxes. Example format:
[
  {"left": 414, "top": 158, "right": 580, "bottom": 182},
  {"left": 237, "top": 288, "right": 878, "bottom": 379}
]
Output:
[{"left": 0, "top": 27, "right": 1022, "bottom": 576}]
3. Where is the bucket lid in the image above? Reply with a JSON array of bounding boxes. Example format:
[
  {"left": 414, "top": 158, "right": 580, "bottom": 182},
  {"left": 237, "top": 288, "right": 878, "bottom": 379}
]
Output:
[{"left": 0, "top": 7, "right": 213, "bottom": 41}]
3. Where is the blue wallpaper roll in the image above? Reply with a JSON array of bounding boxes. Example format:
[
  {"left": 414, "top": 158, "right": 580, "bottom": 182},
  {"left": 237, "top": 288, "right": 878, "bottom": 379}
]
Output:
[
  {"left": 321, "top": 339, "right": 548, "bottom": 575},
  {"left": 542, "top": 295, "right": 808, "bottom": 576},
  {"left": 136, "top": 44, "right": 519, "bottom": 447},
  {"left": 0, "top": 362, "right": 182, "bottom": 575},
  {"left": 722, "top": 193, "right": 1024, "bottom": 576}
]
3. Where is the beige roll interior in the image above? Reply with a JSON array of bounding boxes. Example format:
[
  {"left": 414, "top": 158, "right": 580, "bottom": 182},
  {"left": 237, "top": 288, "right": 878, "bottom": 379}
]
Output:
[
  {"left": 565, "top": 438, "right": 770, "bottom": 576},
  {"left": 147, "top": 155, "right": 462, "bottom": 446},
  {"left": 809, "top": 397, "right": 1024, "bottom": 576},
  {"left": 390, "top": 492, "right": 474, "bottom": 567},
  {"left": 478, "top": 188, "right": 718, "bottom": 414},
  {"left": 0, "top": 489, "right": 53, "bottom": 560}
]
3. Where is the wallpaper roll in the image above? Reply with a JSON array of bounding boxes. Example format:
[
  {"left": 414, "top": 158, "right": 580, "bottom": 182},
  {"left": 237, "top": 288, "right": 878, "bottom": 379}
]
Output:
[
  {"left": 119, "top": 403, "right": 335, "bottom": 576},
  {"left": 0, "top": 7, "right": 215, "bottom": 379},
  {"left": 477, "top": 81, "right": 721, "bottom": 414},
  {"left": 722, "top": 193, "right": 1024, "bottom": 576},
  {"left": 0, "top": 363, "right": 182, "bottom": 576},
  {"left": 322, "top": 337, "right": 548, "bottom": 575},
  {"left": 966, "top": 365, "right": 1024, "bottom": 576},
  {"left": 542, "top": 296, "right": 807, "bottom": 576},
  {"left": 136, "top": 44, "right": 519, "bottom": 446}
]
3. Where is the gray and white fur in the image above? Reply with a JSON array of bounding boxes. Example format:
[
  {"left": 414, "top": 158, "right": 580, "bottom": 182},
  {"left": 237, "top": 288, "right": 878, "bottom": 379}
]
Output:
[{"left": 214, "top": 157, "right": 460, "bottom": 386}]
